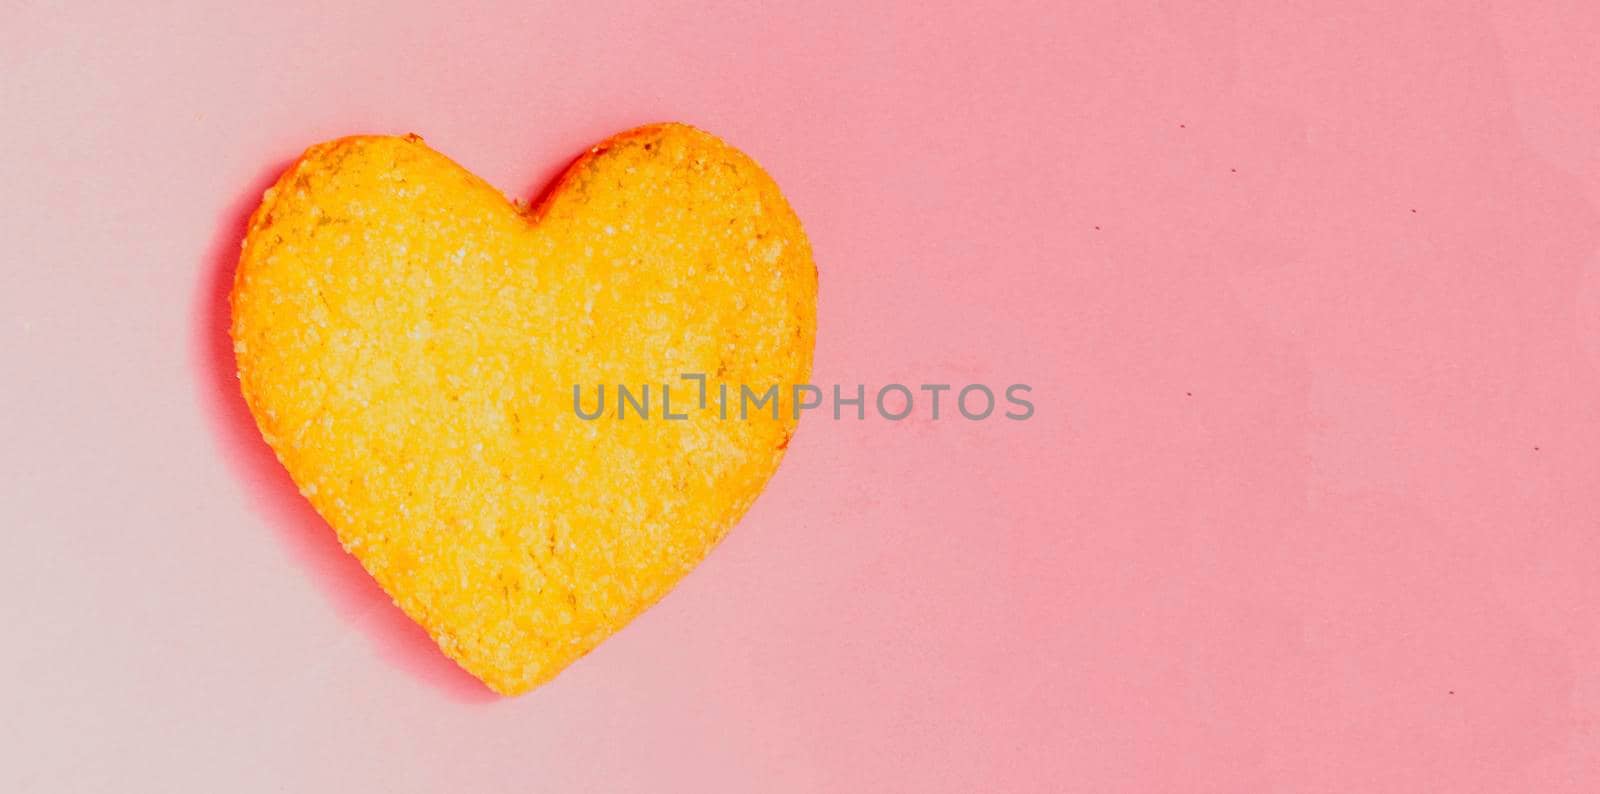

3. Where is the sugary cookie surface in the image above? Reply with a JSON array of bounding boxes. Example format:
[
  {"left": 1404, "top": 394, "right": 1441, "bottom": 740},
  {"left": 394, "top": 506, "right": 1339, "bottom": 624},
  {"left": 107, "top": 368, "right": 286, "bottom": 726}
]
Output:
[{"left": 231, "top": 123, "right": 816, "bottom": 695}]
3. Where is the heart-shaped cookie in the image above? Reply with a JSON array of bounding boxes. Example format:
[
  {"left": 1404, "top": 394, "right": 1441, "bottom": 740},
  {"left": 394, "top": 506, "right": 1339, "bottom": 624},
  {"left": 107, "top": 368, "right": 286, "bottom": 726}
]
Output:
[{"left": 230, "top": 123, "right": 816, "bottom": 695}]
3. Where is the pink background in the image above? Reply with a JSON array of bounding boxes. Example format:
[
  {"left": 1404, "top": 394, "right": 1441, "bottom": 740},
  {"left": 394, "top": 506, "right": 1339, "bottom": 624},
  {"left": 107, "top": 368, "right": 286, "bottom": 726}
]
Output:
[{"left": 6, "top": 1, "right": 1600, "bottom": 790}]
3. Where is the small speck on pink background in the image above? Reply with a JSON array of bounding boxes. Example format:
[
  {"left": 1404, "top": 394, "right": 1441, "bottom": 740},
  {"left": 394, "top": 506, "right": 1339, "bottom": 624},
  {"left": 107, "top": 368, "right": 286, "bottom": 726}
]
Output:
[{"left": 5, "top": 1, "right": 1600, "bottom": 791}]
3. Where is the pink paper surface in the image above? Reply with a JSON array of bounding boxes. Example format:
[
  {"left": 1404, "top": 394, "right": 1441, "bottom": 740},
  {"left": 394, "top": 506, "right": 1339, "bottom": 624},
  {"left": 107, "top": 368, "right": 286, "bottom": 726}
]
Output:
[{"left": 6, "top": 1, "right": 1600, "bottom": 790}]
